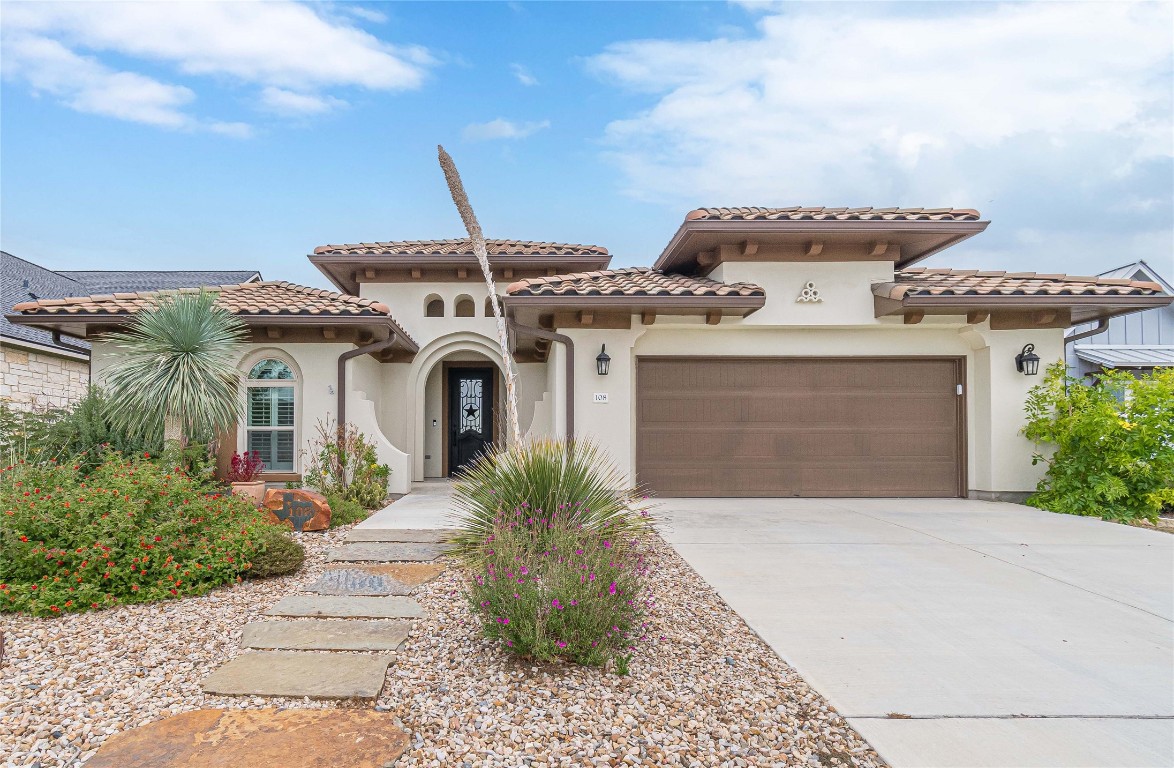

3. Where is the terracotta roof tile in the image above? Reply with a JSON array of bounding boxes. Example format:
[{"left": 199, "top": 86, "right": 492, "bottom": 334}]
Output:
[
  {"left": 314, "top": 238, "right": 608, "bottom": 257},
  {"left": 11, "top": 281, "right": 403, "bottom": 322},
  {"left": 875, "top": 268, "right": 1168, "bottom": 300},
  {"left": 687, "top": 206, "right": 982, "bottom": 222},
  {"left": 505, "top": 267, "right": 765, "bottom": 298}
]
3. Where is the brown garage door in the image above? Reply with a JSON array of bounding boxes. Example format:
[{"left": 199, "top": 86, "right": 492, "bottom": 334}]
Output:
[{"left": 636, "top": 357, "right": 964, "bottom": 497}]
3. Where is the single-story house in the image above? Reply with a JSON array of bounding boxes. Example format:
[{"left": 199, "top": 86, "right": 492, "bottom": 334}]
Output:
[
  {"left": 0, "top": 250, "right": 260, "bottom": 411},
  {"left": 8, "top": 207, "right": 1171, "bottom": 500},
  {"left": 1066, "top": 260, "right": 1174, "bottom": 378}
]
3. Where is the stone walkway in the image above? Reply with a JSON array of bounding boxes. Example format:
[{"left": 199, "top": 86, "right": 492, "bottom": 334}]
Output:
[
  {"left": 89, "top": 524, "right": 456, "bottom": 766},
  {"left": 200, "top": 527, "right": 454, "bottom": 701}
]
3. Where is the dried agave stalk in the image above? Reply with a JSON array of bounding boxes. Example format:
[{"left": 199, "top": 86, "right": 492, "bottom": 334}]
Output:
[{"left": 437, "top": 144, "right": 522, "bottom": 445}]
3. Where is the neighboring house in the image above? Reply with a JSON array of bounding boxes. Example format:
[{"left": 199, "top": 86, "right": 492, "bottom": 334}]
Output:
[
  {"left": 1066, "top": 260, "right": 1174, "bottom": 378},
  {"left": 1, "top": 252, "right": 91, "bottom": 410},
  {"left": 1, "top": 250, "right": 261, "bottom": 411},
  {"left": 8, "top": 207, "right": 1171, "bottom": 501}
]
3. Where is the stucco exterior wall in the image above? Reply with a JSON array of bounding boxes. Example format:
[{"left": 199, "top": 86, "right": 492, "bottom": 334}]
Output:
[{"left": 0, "top": 343, "right": 89, "bottom": 411}]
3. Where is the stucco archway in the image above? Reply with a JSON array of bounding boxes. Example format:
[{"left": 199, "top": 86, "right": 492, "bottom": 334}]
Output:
[{"left": 406, "top": 332, "right": 508, "bottom": 481}]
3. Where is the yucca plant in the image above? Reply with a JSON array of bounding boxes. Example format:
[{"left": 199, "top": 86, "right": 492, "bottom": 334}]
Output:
[
  {"left": 101, "top": 291, "right": 248, "bottom": 451},
  {"left": 449, "top": 438, "right": 653, "bottom": 560}
]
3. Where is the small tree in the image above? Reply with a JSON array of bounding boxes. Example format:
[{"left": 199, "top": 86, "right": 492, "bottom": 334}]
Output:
[
  {"left": 1023, "top": 362, "right": 1174, "bottom": 522},
  {"left": 101, "top": 291, "right": 248, "bottom": 454}
]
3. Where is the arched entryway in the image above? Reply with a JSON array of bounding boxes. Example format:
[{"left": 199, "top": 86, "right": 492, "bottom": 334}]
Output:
[{"left": 407, "top": 334, "right": 508, "bottom": 480}]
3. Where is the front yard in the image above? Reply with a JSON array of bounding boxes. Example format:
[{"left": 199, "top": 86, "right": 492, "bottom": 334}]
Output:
[{"left": 2, "top": 525, "right": 884, "bottom": 768}]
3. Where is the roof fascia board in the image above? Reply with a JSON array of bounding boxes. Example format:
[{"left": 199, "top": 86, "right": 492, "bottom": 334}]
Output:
[
  {"left": 503, "top": 295, "right": 766, "bottom": 312},
  {"left": 899, "top": 295, "right": 1173, "bottom": 310},
  {"left": 0, "top": 334, "right": 89, "bottom": 360}
]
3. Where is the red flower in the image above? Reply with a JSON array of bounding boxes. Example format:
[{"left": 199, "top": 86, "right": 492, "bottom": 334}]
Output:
[
  {"left": 143, "top": 452, "right": 151, "bottom": 458},
  {"left": 49, "top": 605, "right": 60, "bottom": 612},
  {"left": 169, "top": 589, "right": 177, "bottom": 595},
  {"left": 19, "top": 536, "right": 28, "bottom": 542},
  {"left": 154, "top": 536, "right": 162, "bottom": 542}
]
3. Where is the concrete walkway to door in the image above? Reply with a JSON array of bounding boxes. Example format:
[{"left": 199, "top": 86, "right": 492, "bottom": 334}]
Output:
[
  {"left": 657, "top": 497, "right": 1174, "bottom": 768},
  {"left": 358, "top": 481, "right": 454, "bottom": 530}
]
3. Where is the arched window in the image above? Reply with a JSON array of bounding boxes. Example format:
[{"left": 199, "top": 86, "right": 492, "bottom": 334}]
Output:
[
  {"left": 425, "top": 297, "right": 444, "bottom": 317},
  {"left": 484, "top": 296, "right": 502, "bottom": 317},
  {"left": 245, "top": 357, "right": 296, "bottom": 472},
  {"left": 455, "top": 295, "right": 475, "bottom": 318}
]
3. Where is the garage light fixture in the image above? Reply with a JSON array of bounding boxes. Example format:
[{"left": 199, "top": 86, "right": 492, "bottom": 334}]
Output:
[
  {"left": 596, "top": 344, "right": 611, "bottom": 376},
  {"left": 1015, "top": 343, "right": 1040, "bottom": 376}
]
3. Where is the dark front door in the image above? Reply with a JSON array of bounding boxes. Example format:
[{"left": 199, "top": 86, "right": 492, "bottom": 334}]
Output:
[{"left": 448, "top": 367, "right": 495, "bottom": 476}]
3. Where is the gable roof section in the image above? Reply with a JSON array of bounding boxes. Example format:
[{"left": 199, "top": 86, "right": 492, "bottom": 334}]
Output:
[
  {"left": 1096, "top": 260, "right": 1174, "bottom": 294},
  {"left": 313, "top": 238, "right": 608, "bottom": 256},
  {"left": 1073, "top": 345, "right": 1174, "bottom": 369},
  {"left": 8, "top": 281, "right": 417, "bottom": 352},
  {"left": 59, "top": 270, "right": 262, "bottom": 294},
  {"left": 1, "top": 251, "right": 89, "bottom": 355},
  {"left": 686, "top": 207, "right": 982, "bottom": 222},
  {"left": 506, "top": 267, "right": 764, "bottom": 298}
]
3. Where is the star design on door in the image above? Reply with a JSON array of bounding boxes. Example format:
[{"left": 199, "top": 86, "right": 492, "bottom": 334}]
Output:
[{"left": 464, "top": 404, "right": 479, "bottom": 420}]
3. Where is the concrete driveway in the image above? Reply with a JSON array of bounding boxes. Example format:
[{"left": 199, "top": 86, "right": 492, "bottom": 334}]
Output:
[{"left": 657, "top": 498, "right": 1174, "bottom": 768}]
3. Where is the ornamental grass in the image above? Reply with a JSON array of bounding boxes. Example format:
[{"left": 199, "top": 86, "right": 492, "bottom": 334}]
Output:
[
  {"left": 455, "top": 439, "right": 655, "bottom": 670},
  {"left": 0, "top": 453, "right": 301, "bottom": 617},
  {"left": 450, "top": 438, "right": 652, "bottom": 560}
]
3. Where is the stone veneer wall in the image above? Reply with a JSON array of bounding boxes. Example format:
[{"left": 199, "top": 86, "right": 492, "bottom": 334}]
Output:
[{"left": 0, "top": 345, "right": 90, "bottom": 411}]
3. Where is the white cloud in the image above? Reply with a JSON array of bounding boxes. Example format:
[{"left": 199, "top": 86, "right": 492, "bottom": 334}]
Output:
[
  {"left": 260, "top": 86, "right": 346, "bottom": 116},
  {"left": 586, "top": 2, "right": 1174, "bottom": 272},
  {"left": 346, "top": 6, "right": 389, "bottom": 24},
  {"left": 511, "top": 63, "right": 538, "bottom": 86},
  {"left": 1, "top": 1, "right": 434, "bottom": 130},
  {"left": 463, "top": 118, "right": 551, "bottom": 141}
]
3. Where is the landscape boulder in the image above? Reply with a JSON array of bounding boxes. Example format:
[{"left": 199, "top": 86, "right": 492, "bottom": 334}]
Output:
[{"left": 262, "top": 488, "right": 332, "bottom": 532}]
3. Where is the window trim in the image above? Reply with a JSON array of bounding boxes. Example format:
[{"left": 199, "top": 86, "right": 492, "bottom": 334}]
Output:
[{"left": 238, "top": 351, "right": 301, "bottom": 475}]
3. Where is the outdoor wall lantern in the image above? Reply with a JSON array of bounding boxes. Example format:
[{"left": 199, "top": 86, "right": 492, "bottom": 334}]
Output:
[
  {"left": 596, "top": 344, "right": 611, "bottom": 376},
  {"left": 1015, "top": 343, "right": 1041, "bottom": 376}
]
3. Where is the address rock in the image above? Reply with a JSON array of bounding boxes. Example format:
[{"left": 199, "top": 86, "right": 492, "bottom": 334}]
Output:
[{"left": 262, "top": 488, "right": 331, "bottom": 532}]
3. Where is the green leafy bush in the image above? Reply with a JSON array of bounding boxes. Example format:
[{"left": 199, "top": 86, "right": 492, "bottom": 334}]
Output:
[
  {"left": 0, "top": 454, "right": 277, "bottom": 616},
  {"left": 244, "top": 523, "right": 305, "bottom": 578},
  {"left": 303, "top": 420, "right": 390, "bottom": 510},
  {"left": 324, "top": 493, "right": 370, "bottom": 527},
  {"left": 467, "top": 512, "right": 652, "bottom": 669},
  {"left": 1024, "top": 363, "right": 1174, "bottom": 522},
  {"left": 450, "top": 438, "right": 652, "bottom": 559}
]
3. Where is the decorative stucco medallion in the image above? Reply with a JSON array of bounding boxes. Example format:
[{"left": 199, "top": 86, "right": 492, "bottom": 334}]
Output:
[{"left": 796, "top": 281, "right": 822, "bottom": 303}]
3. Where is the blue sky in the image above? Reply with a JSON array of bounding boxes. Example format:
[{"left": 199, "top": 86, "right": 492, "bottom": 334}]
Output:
[{"left": 2, "top": 1, "right": 1172, "bottom": 289}]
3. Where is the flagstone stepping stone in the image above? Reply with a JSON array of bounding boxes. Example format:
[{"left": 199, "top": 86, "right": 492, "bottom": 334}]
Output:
[
  {"left": 306, "top": 568, "right": 413, "bottom": 596},
  {"left": 202, "top": 651, "right": 391, "bottom": 699},
  {"left": 265, "top": 595, "right": 425, "bottom": 619},
  {"left": 87, "top": 708, "right": 409, "bottom": 768},
  {"left": 357, "top": 561, "right": 446, "bottom": 587},
  {"left": 241, "top": 619, "right": 410, "bottom": 651},
  {"left": 346, "top": 527, "right": 457, "bottom": 543},
  {"left": 327, "top": 542, "right": 447, "bottom": 562}
]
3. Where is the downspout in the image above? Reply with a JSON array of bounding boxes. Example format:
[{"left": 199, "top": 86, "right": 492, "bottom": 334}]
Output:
[
  {"left": 337, "top": 335, "right": 397, "bottom": 428},
  {"left": 1064, "top": 317, "right": 1109, "bottom": 347},
  {"left": 52, "top": 331, "right": 89, "bottom": 356},
  {"left": 506, "top": 319, "right": 574, "bottom": 440}
]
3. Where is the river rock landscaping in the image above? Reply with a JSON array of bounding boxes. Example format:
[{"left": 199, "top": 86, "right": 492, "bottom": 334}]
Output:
[{"left": 2, "top": 522, "right": 885, "bottom": 767}]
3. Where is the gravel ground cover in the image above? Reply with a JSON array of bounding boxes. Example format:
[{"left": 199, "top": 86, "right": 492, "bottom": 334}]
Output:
[{"left": 2, "top": 527, "right": 886, "bottom": 768}]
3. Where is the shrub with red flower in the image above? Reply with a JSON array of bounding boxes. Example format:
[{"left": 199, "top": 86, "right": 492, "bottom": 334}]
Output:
[
  {"left": 0, "top": 453, "right": 297, "bottom": 617},
  {"left": 227, "top": 451, "right": 265, "bottom": 483}
]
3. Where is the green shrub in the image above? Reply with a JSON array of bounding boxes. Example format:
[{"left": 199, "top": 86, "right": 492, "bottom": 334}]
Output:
[
  {"left": 325, "top": 493, "right": 370, "bottom": 527},
  {"left": 244, "top": 523, "right": 305, "bottom": 578},
  {"left": 467, "top": 513, "right": 651, "bottom": 669},
  {"left": 450, "top": 438, "right": 652, "bottom": 559},
  {"left": 0, "top": 454, "right": 272, "bottom": 616},
  {"left": 303, "top": 420, "right": 390, "bottom": 509},
  {"left": 1024, "top": 363, "right": 1174, "bottom": 522}
]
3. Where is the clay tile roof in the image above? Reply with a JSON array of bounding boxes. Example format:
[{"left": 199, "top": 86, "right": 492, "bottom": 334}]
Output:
[
  {"left": 313, "top": 238, "right": 609, "bottom": 257},
  {"left": 505, "top": 267, "right": 765, "bottom": 298},
  {"left": 874, "top": 268, "right": 1169, "bottom": 300},
  {"left": 11, "top": 280, "right": 408, "bottom": 328},
  {"left": 686, "top": 206, "right": 982, "bottom": 222}
]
